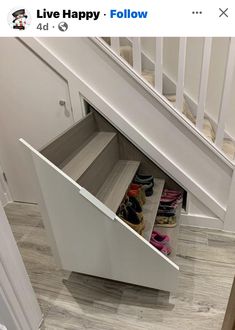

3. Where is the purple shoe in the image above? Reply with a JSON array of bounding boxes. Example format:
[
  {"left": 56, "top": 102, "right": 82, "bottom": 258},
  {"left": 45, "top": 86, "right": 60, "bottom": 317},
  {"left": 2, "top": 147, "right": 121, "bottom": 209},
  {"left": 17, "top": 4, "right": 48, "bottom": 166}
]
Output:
[
  {"left": 151, "top": 231, "right": 170, "bottom": 244},
  {"left": 150, "top": 238, "right": 171, "bottom": 255}
]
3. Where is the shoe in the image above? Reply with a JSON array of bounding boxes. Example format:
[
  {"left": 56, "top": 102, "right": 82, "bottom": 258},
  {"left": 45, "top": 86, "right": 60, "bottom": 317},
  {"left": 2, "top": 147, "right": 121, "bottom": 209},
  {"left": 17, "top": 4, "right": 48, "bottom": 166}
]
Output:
[
  {"left": 160, "top": 195, "right": 182, "bottom": 205},
  {"left": 150, "top": 239, "right": 171, "bottom": 255},
  {"left": 127, "top": 196, "right": 143, "bottom": 220},
  {"left": 141, "top": 182, "right": 154, "bottom": 197},
  {"left": 128, "top": 187, "right": 146, "bottom": 206},
  {"left": 157, "top": 210, "right": 176, "bottom": 217},
  {"left": 117, "top": 204, "right": 145, "bottom": 234},
  {"left": 162, "top": 189, "right": 183, "bottom": 197},
  {"left": 156, "top": 216, "right": 177, "bottom": 227},
  {"left": 124, "top": 218, "right": 145, "bottom": 234},
  {"left": 134, "top": 174, "right": 154, "bottom": 185},
  {"left": 129, "top": 183, "right": 146, "bottom": 204},
  {"left": 118, "top": 204, "right": 140, "bottom": 224},
  {"left": 160, "top": 190, "right": 183, "bottom": 205},
  {"left": 151, "top": 231, "right": 170, "bottom": 244},
  {"left": 158, "top": 204, "right": 177, "bottom": 211},
  {"left": 131, "top": 182, "right": 154, "bottom": 197},
  {"left": 125, "top": 196, "right": 146, "bottom": 233},
  {"left": 127, "top": 189, "right": 143, "bottom": 206}
]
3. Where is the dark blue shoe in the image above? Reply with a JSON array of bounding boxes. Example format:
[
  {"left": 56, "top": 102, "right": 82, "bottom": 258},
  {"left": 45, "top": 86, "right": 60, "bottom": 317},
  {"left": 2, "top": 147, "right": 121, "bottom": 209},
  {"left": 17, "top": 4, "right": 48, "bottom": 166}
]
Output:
[{"left": 134, "top": 174, "right": 154, "bottom": 185}]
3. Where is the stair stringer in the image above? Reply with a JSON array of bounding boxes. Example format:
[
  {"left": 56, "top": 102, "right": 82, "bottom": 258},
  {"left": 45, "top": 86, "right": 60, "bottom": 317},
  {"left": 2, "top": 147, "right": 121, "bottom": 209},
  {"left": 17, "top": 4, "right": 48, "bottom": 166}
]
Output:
[
  {"left": 21, "top": 37, "right": 233, "bottom": 222},
  {"left": 20, "top": 139, "right": 179, "bottom": 292}
]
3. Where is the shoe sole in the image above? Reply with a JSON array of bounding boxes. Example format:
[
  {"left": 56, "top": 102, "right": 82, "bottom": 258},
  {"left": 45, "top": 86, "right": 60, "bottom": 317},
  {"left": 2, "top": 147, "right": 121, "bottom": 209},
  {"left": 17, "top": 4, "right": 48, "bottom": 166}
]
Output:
[{"left": 156, "top": 223, "right": 177, "bottom": 228}]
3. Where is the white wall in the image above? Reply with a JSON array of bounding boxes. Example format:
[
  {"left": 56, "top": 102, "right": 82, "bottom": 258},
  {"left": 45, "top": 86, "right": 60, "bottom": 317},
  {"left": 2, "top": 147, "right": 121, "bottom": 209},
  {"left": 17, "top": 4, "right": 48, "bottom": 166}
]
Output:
[
  {"left": 141, "top": 37, "right": 235, "bottom": 139},
  {"left": 0, "top": 38, "right": 75, "bottom": 202},
  {"left": 187, "top": 194, "right": 217, "bottom": 217}
]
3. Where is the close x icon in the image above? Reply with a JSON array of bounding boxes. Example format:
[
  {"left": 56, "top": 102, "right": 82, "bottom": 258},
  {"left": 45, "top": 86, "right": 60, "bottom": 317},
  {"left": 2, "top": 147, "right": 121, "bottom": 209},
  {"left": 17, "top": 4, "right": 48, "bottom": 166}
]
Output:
[{"left": 219, "top": 8, "right": 229, "bottom": 17}]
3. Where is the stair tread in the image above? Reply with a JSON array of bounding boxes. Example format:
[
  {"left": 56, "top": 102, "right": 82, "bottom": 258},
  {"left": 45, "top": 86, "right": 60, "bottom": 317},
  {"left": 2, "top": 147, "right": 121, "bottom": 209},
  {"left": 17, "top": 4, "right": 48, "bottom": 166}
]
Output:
[
  {"left": 142, "top": 178, "right": 165, "bottom": 242},
  {"left": 96, "top": 160, "right": 140, "bottom": 212},
  {"left": 62, "top": 132, "right": 116, "bottom": 181}
]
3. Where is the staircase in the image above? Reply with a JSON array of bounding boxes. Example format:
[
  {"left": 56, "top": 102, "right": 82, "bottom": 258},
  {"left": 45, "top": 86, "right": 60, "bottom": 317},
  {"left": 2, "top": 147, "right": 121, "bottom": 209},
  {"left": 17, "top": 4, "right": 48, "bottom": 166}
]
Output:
[
  {"left": 20, "top": 37, "right": 235, "bottom": 231},
  {"left": 101, "top": 37, "right": 235, "bottom": 161}
]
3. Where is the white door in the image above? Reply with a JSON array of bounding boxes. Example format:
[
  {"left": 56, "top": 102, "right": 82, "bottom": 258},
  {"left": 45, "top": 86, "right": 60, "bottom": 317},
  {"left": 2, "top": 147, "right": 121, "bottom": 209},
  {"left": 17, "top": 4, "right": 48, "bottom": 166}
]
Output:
[{"left": 0, "top": 38, "right": 74, "bottom": 202}]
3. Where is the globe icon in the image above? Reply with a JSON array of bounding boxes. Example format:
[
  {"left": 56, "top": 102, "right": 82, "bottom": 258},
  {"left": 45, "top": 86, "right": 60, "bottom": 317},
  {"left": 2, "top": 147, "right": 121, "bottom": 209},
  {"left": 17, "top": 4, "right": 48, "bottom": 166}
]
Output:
[{"left": 58, "top": 22, "right": 68, "bottom": 32}]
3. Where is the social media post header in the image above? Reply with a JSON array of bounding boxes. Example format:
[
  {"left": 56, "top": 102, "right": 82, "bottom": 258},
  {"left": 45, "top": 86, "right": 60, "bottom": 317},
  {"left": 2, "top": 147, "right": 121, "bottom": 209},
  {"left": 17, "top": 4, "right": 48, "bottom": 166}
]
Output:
[{"left": 0, "top": 0, "right": 235, "bottom": 36}]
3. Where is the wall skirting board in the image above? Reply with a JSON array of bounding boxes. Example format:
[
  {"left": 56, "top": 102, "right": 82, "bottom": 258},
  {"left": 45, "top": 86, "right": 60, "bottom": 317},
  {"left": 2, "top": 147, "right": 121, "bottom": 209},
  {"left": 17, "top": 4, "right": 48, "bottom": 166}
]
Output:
[{"left": 180, "top": 213, "right": 224, "bottom": 230}]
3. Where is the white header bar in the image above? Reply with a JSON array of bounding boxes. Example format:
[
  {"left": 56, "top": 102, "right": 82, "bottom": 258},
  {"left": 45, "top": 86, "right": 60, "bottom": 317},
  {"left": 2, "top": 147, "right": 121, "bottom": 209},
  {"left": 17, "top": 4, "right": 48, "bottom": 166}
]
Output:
[{"left": 0, "top": 0, "right": 234, "bottom": 36}]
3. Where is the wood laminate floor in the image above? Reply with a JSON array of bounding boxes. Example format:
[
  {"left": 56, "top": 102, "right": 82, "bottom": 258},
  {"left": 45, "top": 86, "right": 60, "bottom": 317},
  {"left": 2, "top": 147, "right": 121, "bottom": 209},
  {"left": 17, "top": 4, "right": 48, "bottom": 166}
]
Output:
[{"left": 5, "top": 202, "right": 235, "bottom": 330}]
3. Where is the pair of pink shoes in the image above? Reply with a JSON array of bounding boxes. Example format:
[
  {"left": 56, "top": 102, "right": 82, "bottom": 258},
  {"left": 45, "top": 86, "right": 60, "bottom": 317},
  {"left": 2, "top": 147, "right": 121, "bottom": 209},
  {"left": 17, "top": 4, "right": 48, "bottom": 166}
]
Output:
[
  {"left": 161, "top": 189, "right": 183, "bottom": 205},
  {"left": 150, "top": 230, "right": 171, "bottom": 255}
]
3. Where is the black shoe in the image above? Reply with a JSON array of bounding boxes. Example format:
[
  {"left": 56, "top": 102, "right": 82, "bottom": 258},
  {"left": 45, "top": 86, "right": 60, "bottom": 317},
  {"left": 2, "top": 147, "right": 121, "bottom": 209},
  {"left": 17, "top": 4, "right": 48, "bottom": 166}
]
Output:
[
  {"left": 134, "top": 174, "right": 154, "bottom": 185},
  {"left": 141, "top": 182, "right": 154, "bottom": 197},
  {"left": 145, "top": 188, "right": 153, "bottom": 197},
  {"left": 128, "top": 196, "right": 142, "bottom": 213},
  {"left": 157, "top": 211, "right": 176, "bottom": 217},
  {"left": 158, "top": 204, "right": 176, "bottom": 211},
  {"left": 117, "top": 204, "right": 140, "bottom": 225}
]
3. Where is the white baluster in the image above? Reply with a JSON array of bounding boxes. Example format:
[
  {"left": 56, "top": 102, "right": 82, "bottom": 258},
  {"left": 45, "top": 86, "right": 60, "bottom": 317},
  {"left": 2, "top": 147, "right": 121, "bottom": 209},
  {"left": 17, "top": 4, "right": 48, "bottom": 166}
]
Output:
[
  {"left": 132, "top": 37, "right": 142, "bottom": 74},
  {"left": 215, "top": 38, "right": 235, "bottom": 148},
  {"left": 176, "top": 37, "right": 187, "bottom": 112},
  {"left": 196, "top": 38, "right": 212, "bottom": 131},
  {"left": 155, "top": 38, "right": 163, "bottom": 94},
  {"left": 111, "top": 37, "right": 120, "bottom": 54}
]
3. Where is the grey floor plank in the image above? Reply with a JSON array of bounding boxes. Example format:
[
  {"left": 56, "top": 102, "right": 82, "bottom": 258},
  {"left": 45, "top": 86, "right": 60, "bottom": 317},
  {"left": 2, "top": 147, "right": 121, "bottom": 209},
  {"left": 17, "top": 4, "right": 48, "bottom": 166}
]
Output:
[{"left": 4, "top": 202, "right": 235, "bottom": 330}]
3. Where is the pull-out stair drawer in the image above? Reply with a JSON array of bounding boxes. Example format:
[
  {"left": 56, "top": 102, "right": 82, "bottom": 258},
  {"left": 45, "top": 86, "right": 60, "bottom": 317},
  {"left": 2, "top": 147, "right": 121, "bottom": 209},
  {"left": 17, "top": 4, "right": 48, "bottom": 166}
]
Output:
[{"left": 20, "top": 109, "right": 183, "bottom": 292}]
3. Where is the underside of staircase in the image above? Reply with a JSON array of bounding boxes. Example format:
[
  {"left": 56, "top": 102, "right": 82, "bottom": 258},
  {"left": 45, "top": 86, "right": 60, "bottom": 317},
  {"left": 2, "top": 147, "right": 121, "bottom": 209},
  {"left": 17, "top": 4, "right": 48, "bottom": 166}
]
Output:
[{"left": 21, "top": 37, "right": 235, "bottom": 231}]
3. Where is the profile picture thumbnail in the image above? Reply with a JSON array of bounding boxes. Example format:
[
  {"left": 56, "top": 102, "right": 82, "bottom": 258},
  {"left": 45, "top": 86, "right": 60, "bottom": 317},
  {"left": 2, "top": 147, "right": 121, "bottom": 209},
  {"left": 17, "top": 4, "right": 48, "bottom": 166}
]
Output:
[{"left": 8, "top": 8, "right": 31, "bottom": 30}]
